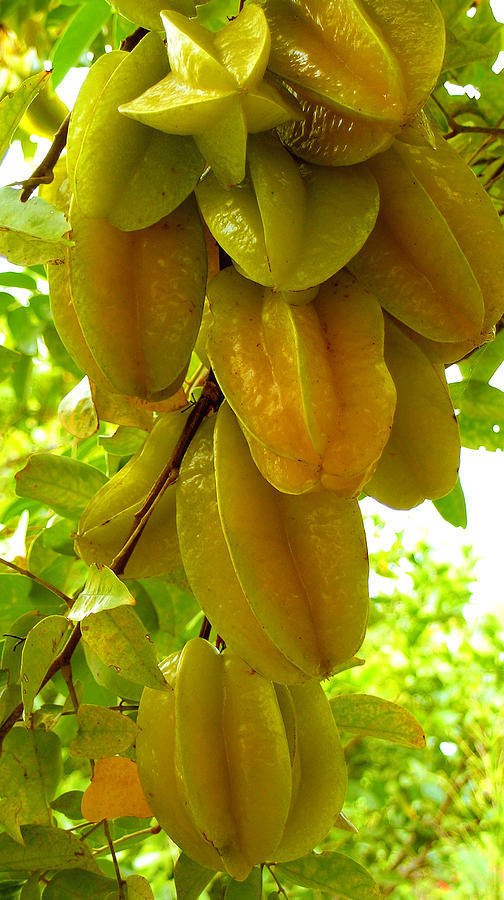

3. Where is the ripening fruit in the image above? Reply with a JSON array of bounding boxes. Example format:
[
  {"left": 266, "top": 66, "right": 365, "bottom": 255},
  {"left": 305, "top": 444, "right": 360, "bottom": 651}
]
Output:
[
  {"left": 364, "top": 317, "right": 461, "bottom": 510},
  {"left": 119, "top": 4, "right": 301, "bottom": 188},
  {"left": 62, "top": 195, "right": 207, "bottom": 400},
  {"left": 136, "top": 638, "right": 347, "bottom": 880},
  {"left": 206, "top": 266, "right": 396, "bottom": 496},
  {"left": 263, "top": 0, "right": 445, "bottom": 165},
  {"left": 67, "top": 32, "right": 204, "bottom": 231},
  {"left": 75, "top": 409, "right": 191, "bottom": 579},
  {"left": 197, "top": 132, "right": 379, "bottom": 296},
  {"left": 369, "top": 130, "right": 504, "bottom": 364},
  {"left": 176, "top": 406, "right": 369, "bottom": 683}
]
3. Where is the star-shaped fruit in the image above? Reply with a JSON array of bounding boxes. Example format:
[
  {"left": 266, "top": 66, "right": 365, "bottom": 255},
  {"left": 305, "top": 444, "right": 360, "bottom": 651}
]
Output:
[{"left": 119, "top": 3, "right": 302, "bottom": 188}]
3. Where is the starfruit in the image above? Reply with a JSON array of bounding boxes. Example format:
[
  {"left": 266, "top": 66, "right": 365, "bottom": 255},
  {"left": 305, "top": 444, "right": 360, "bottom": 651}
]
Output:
[
  {"left": 206, "top": 266, "right": 396, "bottom": 495},
  {"left": 119, "top": 4, "right": 301, "bottom": 188},
  {"left": 137, "top": 638, "right": 347, "bottom": 880},
  {"left": 176, "top": 405, "right": 369, "bottom": 683},
  {"left": 263, "top": 0, "right": 445, "bottom": 165},
  {"left": 76, "top": 409, "right": 190, "bottom": 578},
  {"left": 67, "top": 32, "right": 204, "bottom": 231},
  {"left": 197, "top": 132, "right": 379, "bottom": 297},
  {"left": 56, "top": 195, "right": 206, "bottom": 401},
  {"left": 349, "top": 130, "right": 504, "bottom": 352},
  {"left": 364, "top": 316, "right": 460, "bottom": 510}
]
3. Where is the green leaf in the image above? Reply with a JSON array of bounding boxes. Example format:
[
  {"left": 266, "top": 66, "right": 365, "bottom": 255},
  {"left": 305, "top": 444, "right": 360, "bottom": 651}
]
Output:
[
  {"left": 458, "top": 329, "right": 504, "bottom": 384},
  {"left": 0, "top": 189, "right": 72, "bottom": 267},
  {"left": 83, "top": 642, "right": 143, "bottom": 701},
  {"left": 0, "top": 574, "right": 33, "bottom": 636},
  {"left": 70, "top": 704, "right": 138, "bottom": 758},
  {"left": 0, "top": 70, "right": 51, "bottom": 160},
  {"left": 15, "top": 452, "right": 108, "bottom": 518},
  {"left": 42, "top": 868, "right": 115, "bottom": 899},
  {"left": 50, "top": 791, "right": 85, "bottom": 820},
  {"left": 0, "top": 272, "right": 37, "bottom": 291},
  {"left": 7, "top": 306, "right": 41, "bottom": 355},
  {"left": 224, "top": 869, "right": 261, "bottom": 900},
  {"left": 451, "top": 381, "right": 504, "bottom": 451},
  {"left": 330, "top": 694, "right": 426, "bottom": 749},
  {"left": 174, "top": 854, "right": 214, "bottom": 900},
  {"left": 0, "top": 798, "right": 24, "bottom": 844},
  {"left": 276, "top": 852, "right": 381, "bottom": 900},
  {"left": 20, "top": 615, "right": 70, "bottom": 719},
  {"left": 99, "top": 426, "right": 148, "bottom": 457},
  {"left": 1, "top": 611, "right": 44, "bottom": 685},
  {"left": 0, "top": 685, "right": 22, "bottom": 730},
  {"left": 433, "top": 477, "right": 467, "bottom": 528},
  {"left": 125, "top": 875, "right": 155, "bottom": 899},
  {"left": 19, "top": 874, "right": 41, "bottom": 899},
  {"left": 80, "top": 606, "right": 166, "bottom": 690},
  {"left": 0, "top": 729, "right": 62, "bottom": 827},
  {"left": 51, "top": 0, "right": 111, "bottom": 88},
  {"left": 442, "top": 27, "right": 497, "bottom": 73},
  {"left": 0, "top": 345, "right": 21, "bottom": 381},
  {"left": 58, "top": 378, "right": 99, "bottom": 440},
  {"left": 68, "top": 566, "right": 136, "bottom": 622},
  {"left": 0, "top": 826, "right": 100, "bottom": 872}
]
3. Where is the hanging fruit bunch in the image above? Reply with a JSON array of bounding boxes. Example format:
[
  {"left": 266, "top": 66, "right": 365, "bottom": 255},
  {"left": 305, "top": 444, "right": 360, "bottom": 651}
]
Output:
[{"left": 10, "top": 0, "right": 504, "bottom": 890}]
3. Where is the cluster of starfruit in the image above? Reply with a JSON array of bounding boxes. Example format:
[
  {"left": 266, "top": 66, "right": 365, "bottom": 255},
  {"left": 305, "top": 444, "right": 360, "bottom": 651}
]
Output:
[{"left": 47, "top": 0, "right": 504, "bottom": 881}]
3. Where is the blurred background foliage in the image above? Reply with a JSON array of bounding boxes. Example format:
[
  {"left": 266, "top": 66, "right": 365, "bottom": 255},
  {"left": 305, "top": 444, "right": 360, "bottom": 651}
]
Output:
[{"left": 0, "top": 0, "right": 503, "bottom": 898}]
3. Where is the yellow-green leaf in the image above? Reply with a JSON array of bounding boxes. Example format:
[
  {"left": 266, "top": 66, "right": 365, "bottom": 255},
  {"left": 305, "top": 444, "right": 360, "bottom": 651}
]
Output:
[
  {"left": 276, "top": 852, "right": 380, "bottom": 899},
  {"left": 80, "top": 606, "right": 166, "bottom": 690},
  {"left": 0, "top": 70, "right": 51, "bottom": 159},
  {"left": 70, "top": 704, "right": 138, "bottom": 758},
  {"left": 20, "top": 615, "right": 70, "bottom": 719},
  {"left": 68, "top": 565, "right": 136, "bottom": 622},
  {"left": 330, "top": 694, "right": 426, "bottom": 749}
]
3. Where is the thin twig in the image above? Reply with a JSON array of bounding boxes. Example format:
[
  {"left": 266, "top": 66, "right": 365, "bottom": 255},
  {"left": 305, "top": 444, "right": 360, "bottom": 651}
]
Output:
[
  {"left": 93, "top": 824, "right": 161, "bottom": 855},
  {"left": 0, "top": 623, "right": 81, "bottom": 755},
  {"left": 266, "top": 865, "right": 289, "bottom": 900},
  {"left": 0, "top": 556, "right": 73, "bottom": 608},
  {"left": 199, "top": 617, "right": 212, "bottom": 640},
  {"left": 104, "top": 820, "right": 127, "bottom": 899},
  {"left": 432, "top": 94, "right": 504, "bottom": 140},
  {"left": 61, "top": 663, "right": 79, "bottom": 711},
  {"left": 110, "top": 371, "right": 222, "bottom": 576},
  {"left": 19, "top": 114, "right": 70, "bottom": 202}
]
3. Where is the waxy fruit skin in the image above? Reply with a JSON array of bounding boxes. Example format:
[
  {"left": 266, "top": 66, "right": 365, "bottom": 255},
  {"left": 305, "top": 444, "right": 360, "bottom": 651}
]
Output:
[
  {"left": 176, "top": 407, "right": 369, "bottom": 683},
  {"left": 67, "top": 32, "right": 204, "bottom": 232},
  {"left": 76, "top": 410, "right": 191, "bottom": 579},
  {"left": 364, "top": 317, "right": 461, "bottom": 510},
  {"left": 197, "top": 132, "right": 379, "bottom": 294},
  {"left": 65, "top": 195, "right": 207, "bottom": 401},
  {"left": 136, "top": 638, "right": 347, "bottom": 880},
  {"left": 263, "top": 0, "right": 445, "bottom": 165},
  {"left": 348, "top": 135, "right": 502, "bottom": 347},
  {"left": 119, "top": 4, "right": 301, "bottom": 188},
  {"left": 206, "top": 267, "right": 396, "bottom": 496}
]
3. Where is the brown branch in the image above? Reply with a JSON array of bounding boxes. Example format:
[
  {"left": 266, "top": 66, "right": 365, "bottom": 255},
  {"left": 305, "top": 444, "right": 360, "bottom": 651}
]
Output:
[
  {"left": 432, "top": 95, "right": 504, "bottom": 141},
  {"left": 19, "top": 114, "right": 70, "bottom": 202},
  {"left": 110, "top": 370, "right": 223, "bottom": 576},
  {"left": 0, "top": 556, "right": 73, "bottom": 609},
  {"left": 0, "top": 623, "right": 81, "bottom": 756},
  {"left": 104, "top": 820, "right": 127, "bottom": 899},
  {"left": 199, "top": 617, "right": 212, "bottom": 640},
  {"left": 120, "top": 26, "right": 148, "bottom": 52}
]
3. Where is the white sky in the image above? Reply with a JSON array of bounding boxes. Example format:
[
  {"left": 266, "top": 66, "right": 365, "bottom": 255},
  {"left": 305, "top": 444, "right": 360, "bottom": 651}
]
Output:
[{"left": 1, "top": 4, "right": 504, "bottom": 622}]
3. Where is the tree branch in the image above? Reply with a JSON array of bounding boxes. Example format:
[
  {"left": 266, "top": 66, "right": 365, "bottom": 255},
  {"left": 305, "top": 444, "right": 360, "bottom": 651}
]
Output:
[
  {"left": 19, "top": 114, "right": 70, "bottom": 202},
  {"left": 0, "top": 623, "right": 81, "bottom": 755},
  {"left": 110, "top": 370, "right": 223, "bottom": 576},
  {"left": 0, "top": 556, "right": 73, "bottom": 609},
  {"left": 433, "top": 94, "right": 504, "bottom": 140}
]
